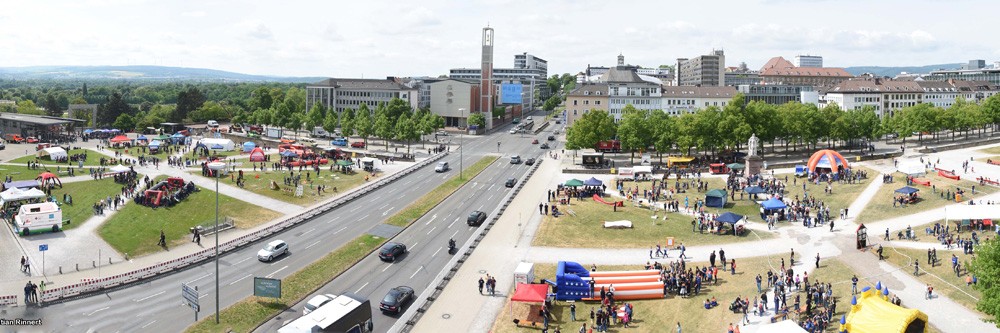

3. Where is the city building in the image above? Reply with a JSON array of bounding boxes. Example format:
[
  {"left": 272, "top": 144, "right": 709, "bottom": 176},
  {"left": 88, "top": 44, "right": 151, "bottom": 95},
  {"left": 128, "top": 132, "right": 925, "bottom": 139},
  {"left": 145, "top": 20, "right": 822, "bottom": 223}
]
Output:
[
  {"left": 794, "top": 55, "right": 823, "bottom": 68},
  {"left": 962, "top": 59, "right": 986, "bottom": 70},
  {"left": 660, "top": 86, "right": 738, "bottom": 115},
  {"left": 737, "top": 84, "right": 816, "bottom": 105},
  {"left": 925, "top": 67, "right": 1000, "bottom": 86},
  {"left": 585, "top": 65, "right": 610, "bottom": 77},
  {"left": 515, "top": 52, "right": 548, "bottom": 79},
  {"left": 305, "top": 77, "right": 418, "bottom": 115},
  {"left": 725, "top": 63, "right": 761, "bottom": 86},
  {"left": 759, "top": 56, "right": 853, "bottom": 87},
  {"left": 586, "top": 58, "right": 673, "bottom": 85},
  {"left": 428, "top": 78, "right": 481, "bottom": 128},
  {"left": 0, "top": 113, "right": 82, "bottom": 141},
  {"left": 917, "top": 79, "right": 1000, "bottom": 108},
  {"left": 676, "top": 50, "right": 725, "bottom": 87},
  {"left": 564, "top": 83, "right": 609, "bottom": 126},
  {"left": 823, "top": 78, "right": 923, "bottom": 117},
  {"left": 577, "top": 55, "right": 662, "bottom": 122}
]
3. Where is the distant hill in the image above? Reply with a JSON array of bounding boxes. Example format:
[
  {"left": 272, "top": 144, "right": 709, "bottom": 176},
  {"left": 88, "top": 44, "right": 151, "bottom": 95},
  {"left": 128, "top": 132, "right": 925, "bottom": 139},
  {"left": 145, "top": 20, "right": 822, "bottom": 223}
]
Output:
[
  {"left": 0, "top": 65, "right": 325, "bottom": 83},
  {"left": 843, "top": 63, "right": 963, "bottom": 77}
]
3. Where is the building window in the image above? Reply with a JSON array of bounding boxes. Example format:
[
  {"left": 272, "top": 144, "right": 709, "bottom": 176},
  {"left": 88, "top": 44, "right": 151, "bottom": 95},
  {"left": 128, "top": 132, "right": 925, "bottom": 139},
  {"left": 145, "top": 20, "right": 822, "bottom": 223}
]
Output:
[
  {"left": 573, "top": 100, "right": 578, "bottom": 106},
  {"left": 596, "top": 101, "right": 601, "bottom": 105}
]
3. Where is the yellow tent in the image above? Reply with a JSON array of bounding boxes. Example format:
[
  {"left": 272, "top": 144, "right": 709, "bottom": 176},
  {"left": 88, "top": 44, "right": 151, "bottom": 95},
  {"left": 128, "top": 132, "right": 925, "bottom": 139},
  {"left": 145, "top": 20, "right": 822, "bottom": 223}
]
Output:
[
  {"left": 666, "top": 156, "right": 695, "bottom": 168},
  {"left": 844, "top": 287, "right": 928, "bottom": 333}
]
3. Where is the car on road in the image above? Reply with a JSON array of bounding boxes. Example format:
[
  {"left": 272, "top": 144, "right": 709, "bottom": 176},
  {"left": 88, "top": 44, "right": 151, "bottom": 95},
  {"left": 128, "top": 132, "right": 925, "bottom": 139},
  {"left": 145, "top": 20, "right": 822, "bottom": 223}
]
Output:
[
  {"left": 379, "top": 286, "right": 414, "bottom": 314},
  {"left": 505, "top": 177, "right": 517, "bottom": 188},
  {"left": 207, "top": 120, "right": 219, "bottom": 128},
  {"left": 351, "top": 141, "right": 366, "bottom": 148},
  {"left": 257, "top": 239, "right": 289, "bottom": 262},
  {"left": 531, "top": 139, "right": 539, "bottom": 144},
  {"left": 509, "top": 128, "right": 518, "bottom": 134},
  {"left": 436, "top": 130, "right": 449, "bottom": 136},
  {"left": 468, "top": 210, "right": 487, "bottom": 226},
  {"left": 555, "top": 119, "right": 561, "bottom": 124},
  {"left": 510, "top": 155, "right": 522, "bottom": 164},
  {"left": 25, "top": 136, "right": 39, "bottom": 144},
  {"left": 435, "top": 161, "right": 450, "bottom": 172},
  {"left": 331, "top": 137, "right": 348, "bottom": 146},
  {"left": 303, "top": 294, "right": 337, "bottom": 315},
  {"left": 547, "top": 135, "right": 555, "bottom": 141},
  {"left": 540, "top": 143, "right": 550, "bottom": 149},
  {"left": 525, "top": 157, "right": 535, "bottom": 166},
  {"left": 4, "top": 134, "right": 24, "bottom": 143},
  {"left": 378, "top": 242, "right": 407, "bottom": 262},
  {"left": 0, "top": 141, "right": 6, "bottom": 150}
]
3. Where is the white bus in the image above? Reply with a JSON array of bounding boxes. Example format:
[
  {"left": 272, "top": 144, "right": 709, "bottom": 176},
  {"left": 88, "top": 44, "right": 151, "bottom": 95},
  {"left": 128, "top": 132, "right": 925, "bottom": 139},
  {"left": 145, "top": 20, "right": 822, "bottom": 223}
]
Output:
[{"left": 278, "top": 294, "right": 373, "bottom": 333}]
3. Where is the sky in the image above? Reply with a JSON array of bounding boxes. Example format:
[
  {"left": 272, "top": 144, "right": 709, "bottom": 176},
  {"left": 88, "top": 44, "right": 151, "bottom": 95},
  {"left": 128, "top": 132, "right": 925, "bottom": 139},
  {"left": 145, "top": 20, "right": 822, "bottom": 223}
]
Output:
[{"left": 1, "top": 0, "right": 998, "bottom": 78}]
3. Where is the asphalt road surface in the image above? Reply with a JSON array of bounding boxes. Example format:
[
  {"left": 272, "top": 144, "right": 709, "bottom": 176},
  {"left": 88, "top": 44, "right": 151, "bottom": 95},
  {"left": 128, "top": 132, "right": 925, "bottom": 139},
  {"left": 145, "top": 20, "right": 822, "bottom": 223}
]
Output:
[{"left": 7, "top": 114, "right": 561, "bottom": 333}]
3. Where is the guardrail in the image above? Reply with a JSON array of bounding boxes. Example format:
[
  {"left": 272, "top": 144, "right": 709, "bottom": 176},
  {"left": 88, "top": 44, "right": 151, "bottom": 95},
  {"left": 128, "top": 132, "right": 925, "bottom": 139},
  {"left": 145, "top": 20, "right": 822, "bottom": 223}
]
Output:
[
  {"left": 391, "top": 156, "right": 545, "bottom": 333},
  {"left": 39, "top": 152, "right": 449, "bottom": 304}
]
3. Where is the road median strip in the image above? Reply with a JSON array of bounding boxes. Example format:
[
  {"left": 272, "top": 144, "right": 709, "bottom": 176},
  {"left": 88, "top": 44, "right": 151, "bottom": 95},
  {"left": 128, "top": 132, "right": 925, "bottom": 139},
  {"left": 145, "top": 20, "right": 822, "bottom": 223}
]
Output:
[{"left": 386, "top": 155, "right": 499, "bottom": 227}]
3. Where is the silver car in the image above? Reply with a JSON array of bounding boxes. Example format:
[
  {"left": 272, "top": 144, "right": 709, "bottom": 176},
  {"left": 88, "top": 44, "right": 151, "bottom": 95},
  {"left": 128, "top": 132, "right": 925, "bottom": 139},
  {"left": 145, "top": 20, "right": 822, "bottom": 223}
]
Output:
[{"left": 257, "top": 240, "right": 289, "bottom": 262}]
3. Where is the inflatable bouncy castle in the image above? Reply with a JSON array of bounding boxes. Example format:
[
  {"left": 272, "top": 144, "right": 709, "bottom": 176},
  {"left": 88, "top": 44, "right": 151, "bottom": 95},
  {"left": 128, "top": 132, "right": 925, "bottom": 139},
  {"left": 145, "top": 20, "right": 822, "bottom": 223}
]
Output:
[
  {"left": 550, "top": 261, "right": 662, "bottom": 301},
  {"left": 841, "top": 282, "right": 928, "bottom": 333}
]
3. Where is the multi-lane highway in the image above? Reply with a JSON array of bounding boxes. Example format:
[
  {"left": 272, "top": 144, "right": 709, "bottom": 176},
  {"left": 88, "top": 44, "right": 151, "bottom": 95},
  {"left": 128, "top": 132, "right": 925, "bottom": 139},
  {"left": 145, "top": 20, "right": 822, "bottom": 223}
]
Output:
[{"left": 10, "top": 115, "right": 559, "bottom": 333}]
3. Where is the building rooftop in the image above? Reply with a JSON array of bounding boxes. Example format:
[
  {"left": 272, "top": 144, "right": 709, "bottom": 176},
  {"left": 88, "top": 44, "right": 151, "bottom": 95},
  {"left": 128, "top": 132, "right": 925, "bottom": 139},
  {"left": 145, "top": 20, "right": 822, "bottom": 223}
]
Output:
[
  {"left": 759, "top": 56, "right": 852, "bottom": 77},
  {"left": 829, "top": 79, "right": 922, "bottom": 93},
  {"left": 0, "top": 113, "right": 82, "bottom": 125},
  {"left": 566, "top": 83, "right": 609, "bottom": 97},
  {"left": 309, "top": 78, "right": 410, "bottom": 90},
  {"left": 661, "top": 86, "right": 739, "bottom": 98}
]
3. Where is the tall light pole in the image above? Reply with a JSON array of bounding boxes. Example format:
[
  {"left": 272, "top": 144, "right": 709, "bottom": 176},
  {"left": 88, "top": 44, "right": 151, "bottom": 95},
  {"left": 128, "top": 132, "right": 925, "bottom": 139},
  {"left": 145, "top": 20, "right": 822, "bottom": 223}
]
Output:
[
  {"left": 458, "top": 108, "right": 465, "bottom": 180},
  {"left": 207, "top": 161, "right": 226, "bottom": 324}
]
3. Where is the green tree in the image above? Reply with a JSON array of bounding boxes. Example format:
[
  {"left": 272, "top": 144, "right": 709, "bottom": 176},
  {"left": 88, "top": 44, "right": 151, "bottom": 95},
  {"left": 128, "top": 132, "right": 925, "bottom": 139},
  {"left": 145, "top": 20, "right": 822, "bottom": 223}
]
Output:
[
  {"left": 467, "top": 113, "right": 486, "bottom": 128},
  {"left": 564, "top": 109, "right": 615, "bottom": 151},
  {"left": 616, "top": 105, "right": 651, "bottom": 163},
  {"left": 649, "top": 109, "right": 675, "bottom": 162},
  {"left": 189, "top": 101, "right": 229, "bottom": 123},
  {"left": 287, "top": 113, "right": 305, "bottom": 139},
  {"left": 543, "top": 95, "right": 560, "bottom": 111},
  {"left": 112, "top": 113, "right": 136, "bottom": 131},
  {"left": 250, "top": 87, "right": 274, "bottom": 110},
  {"left": 340, "top": 108, "right": 356, "bottom": 137},
  {"left": 306, "top": 102, "right": 326, "bottom": 130},
  {"left": 354, "top": 103, "right": 374, "bottom": 144},
  {"left": 44, "top": 93, "right": 63, "bottom": 117},
  {"left": 394, "top": 113, "right": 419, "bottom": 153},
  {"left": 175, "top": 86, "right": 206, "bottom": 122},
  {"left": 374, "top": 106, "right": 394, "bottom": 148},
  {"left": 982, "top": 94, "right": 1000, "bottom": 130},
  {"left": 968, "top": 239, "right": 1000, "bottom": 328},
  {"left": 16, "top": 100, "right": 44, "bottom": 115},
  {"left": 322, "top": 107, "right": 339, "bottom": 135},
  {"left": 99, "top": 92, "right": 134, "bottom": 126}
]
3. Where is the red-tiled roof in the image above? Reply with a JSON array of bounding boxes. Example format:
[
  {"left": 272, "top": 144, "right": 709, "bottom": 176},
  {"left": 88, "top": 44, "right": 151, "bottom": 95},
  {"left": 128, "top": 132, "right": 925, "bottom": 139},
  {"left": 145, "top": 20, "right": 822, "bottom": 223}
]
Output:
[{"left": 759, "top": 56, "right": 852, "bottom": 78}]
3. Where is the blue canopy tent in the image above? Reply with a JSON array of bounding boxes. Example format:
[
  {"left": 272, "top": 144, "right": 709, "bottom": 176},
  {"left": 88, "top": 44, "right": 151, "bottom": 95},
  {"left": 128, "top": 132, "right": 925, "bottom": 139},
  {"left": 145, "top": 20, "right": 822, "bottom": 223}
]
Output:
[
  {"left": 583, "top": 177, "right": 603, "bottom": 186},
  {"left": 136, "top": 135, "right": 148, "bottom": 141},
  {"left": 83, "top": 129, "right": 94, "bottom": 134},
  {"left": 280, "top": 150, "right": 299, "bottom": 158},
  {"left": 170, "top": 133, "right": 187, "bottom": 145},
  {"left": 242, "top": 141, "right": 256, "bottom": 153},
  {"left": 149, "top": 140, "right": 163, "bottom": 147},
  {"left": 705, "top": 189, "right": 727, "bottom": 208},
  {"left": 715, "top": 212, "right": 745, "bottom": 224},
  {"left": 761, "top": 198, "right": 787, "bottom": 210},
  {"left": 744, "top": 186, "right": 766, "bottom": 194},
  {"left": 895, "top": 186, "right": 919, "bottom": 195}
]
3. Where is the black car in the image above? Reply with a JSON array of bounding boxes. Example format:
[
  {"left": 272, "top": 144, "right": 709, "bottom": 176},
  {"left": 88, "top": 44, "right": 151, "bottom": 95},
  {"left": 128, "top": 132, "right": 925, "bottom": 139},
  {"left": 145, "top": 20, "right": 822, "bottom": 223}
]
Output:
[
  {"left": 547, "top": 135, "right": 555, "bottom": 141},
  {"left": 468, "top": 210, "right": 488, "bottom": 226},
  {"left": 540, "top": 143, "right": 550, "bottom": 149},
  {"left": 505, "top": 177, "right": 517, "bottom": 187},
  {"left": 525, "top": 158, "right": 536, "bottom": 166},
  {"left": 379, "top": 286, "right": 415, "bottom": 314},
  {"left": 378, "top": 242, "right": 407, "bottom": 262}
]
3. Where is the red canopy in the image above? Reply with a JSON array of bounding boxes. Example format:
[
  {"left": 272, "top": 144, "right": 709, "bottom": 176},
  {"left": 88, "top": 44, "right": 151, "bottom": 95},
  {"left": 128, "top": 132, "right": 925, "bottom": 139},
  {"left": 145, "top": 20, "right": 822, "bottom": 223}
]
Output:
[
  {"left": 110, "top": 135, "right": 132, "bottom": 143},
  {"left": 37, "top": 172, "right": 58, "bottom": 180},
  {"left": 511, "top": 283, "right": 548, "bottom": 303},
  {"left": 249, "top": 147, "right": 266, "bottom": 162}
]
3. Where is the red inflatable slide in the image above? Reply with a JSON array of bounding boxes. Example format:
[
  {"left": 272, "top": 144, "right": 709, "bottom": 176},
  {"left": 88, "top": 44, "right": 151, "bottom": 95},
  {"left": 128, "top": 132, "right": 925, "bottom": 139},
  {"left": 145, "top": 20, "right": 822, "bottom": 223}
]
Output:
[{"left": 593, "top": 194, "right": 623, "bottom": 207}]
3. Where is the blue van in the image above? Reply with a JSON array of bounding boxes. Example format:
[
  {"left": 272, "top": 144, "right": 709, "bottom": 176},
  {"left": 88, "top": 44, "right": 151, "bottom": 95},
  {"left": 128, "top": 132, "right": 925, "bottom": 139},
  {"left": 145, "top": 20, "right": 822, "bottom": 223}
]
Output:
[{"left": 331, "top": 138, "right": 348, "bottom": 146}]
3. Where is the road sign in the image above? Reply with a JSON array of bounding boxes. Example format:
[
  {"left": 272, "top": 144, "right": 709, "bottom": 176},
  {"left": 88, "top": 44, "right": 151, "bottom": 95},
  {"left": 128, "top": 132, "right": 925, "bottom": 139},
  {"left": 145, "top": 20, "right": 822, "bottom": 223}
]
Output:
[
  {"left": 253, "top": 277, "right": 281, "bottom": 299},
  {"left": 39, "top": 244, "right": 48, "bottom": 252},
  {"left": 181, "top": 283, "right": 200, "bottom": 312}
]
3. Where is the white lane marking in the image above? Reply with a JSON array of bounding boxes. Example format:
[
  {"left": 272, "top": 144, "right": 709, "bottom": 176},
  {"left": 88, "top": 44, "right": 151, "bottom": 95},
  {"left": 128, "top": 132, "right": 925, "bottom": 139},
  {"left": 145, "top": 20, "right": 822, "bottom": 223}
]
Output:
[
  {"left": 135, "top": 291, "right": 165, "bottom": 302},
  {"left": 378, "top": 202, "right": 389, "bottom": 210},
  {"left": 479, "top": 204, "right": 485, "bottom": 211},
  {"left": 87, "top": 307, "right": 110, "bottom": 316},
  {"left": 427, "top": 226, "right": 437, "bottom": 235},
  {"left": 187, "top": 273, "right": 212, "bottom": 284},
  {"left": 305, "top": 240, "right": 322, "bottom": 249},
  {"left": 359, "top": 214, "right": 370, "bottom": 221},
  {"left": 234, "top": 257, "right": 252, "bottom": 265},
  {"left": 229, "top": 274, "right": 253, "bottom": 286},
  {"left": 425, "top": 214, "right": 437, "bottom": 226},
  {"left": 266, "top": 265, "right": 288, "bottom": 278},
  {"left": 452, "top": 230, "right": 460, "bottom": 238},
  {"left": 409, "top": 266, "right": 423, "bottom": 279},
  {"left": 401, "top": 179, "right": 412, "bottom": 186},
  {"left": 371, "top": 195, "right": 382, "bottom": 201},
  {"left": 432, "top": 247, "right": 442, "bottom": 257},
  {"left": 355, "top": 282, "right": 370, "bottom": 294},
  {"left": 327, "top": 216, "right": 341, "bottom": 224},
  {"left": 382, "top": 207, "right": 394, "bottom": 216},
  {"left": 488, "top": 184, "right": 495, "bottom": 191},
  {"left": 487, "top": 194, "right": 494, "bottom": 202},
  {"left": 382, "top": 263, "right": 393, "bottom": 272},
  {"left": 301, "top": 228, "right": 316, "bottom": 236},
  {"left": 141, "top": 320, "right": 157, "bottom": 329},
  {"left": 409, "top": 242, "right": 418, "bottom": 252},
  {"left": 335, "top": 226, "right": 347, "bottom": 234},
  {"left": 350, "top": 205, "right": 362, "bottom": 212},
  {"left": 448, "top": 218, "right": 458, "bottom": 229}
]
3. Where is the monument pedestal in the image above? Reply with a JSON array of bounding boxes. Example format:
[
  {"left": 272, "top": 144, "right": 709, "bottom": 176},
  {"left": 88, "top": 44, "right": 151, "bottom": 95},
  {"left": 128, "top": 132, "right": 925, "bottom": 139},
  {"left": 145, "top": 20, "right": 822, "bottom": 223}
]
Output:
[{"left": 747, "top": 156, "right": 764, "bottom": 175}]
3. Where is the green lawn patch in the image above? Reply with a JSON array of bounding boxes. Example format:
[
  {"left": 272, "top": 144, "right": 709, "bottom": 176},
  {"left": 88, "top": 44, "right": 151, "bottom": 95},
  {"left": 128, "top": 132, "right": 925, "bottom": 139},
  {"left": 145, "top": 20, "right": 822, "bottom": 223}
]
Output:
[
  {"left": 49, "top": 178, "right": 130, "bottom": 230},
  {"left": 0, "top": 164, "right": 102, "bottom": 181},
  {"left": 185, "top": 234, "right": 385, "bottom": 333},
  {"left": 190, "top": 165, "right": 367, "bottom": 206},
  {"left": 8, "top": 148, "right": 104, "bottom": 167},
  {"left": 883, "top": 245, "right": 983, "bottom": 314},
  {"left": 386, "top": 155, "right": 499, "bottom": 227},
  {"left": 98, "top": 179, "right": 282, "bottom": 257},
  {"left": 856, "top": 171, "right": 998, "bottom": 223}
]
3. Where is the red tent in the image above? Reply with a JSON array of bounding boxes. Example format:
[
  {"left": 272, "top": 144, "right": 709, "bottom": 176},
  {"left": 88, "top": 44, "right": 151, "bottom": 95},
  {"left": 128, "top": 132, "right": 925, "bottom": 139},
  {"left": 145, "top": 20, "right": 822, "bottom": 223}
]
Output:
[
  {"left": 511, "top": 283, "right": 548, "bottom": 303},
  {"left": 249, "top": 147, "right": 266, "bottom": 162},
  {"left": 36, "top": 172, "right": 62, "bottom": 187},
  {"left": 110, "top": 135, "right": 132, "bottom": 143}
]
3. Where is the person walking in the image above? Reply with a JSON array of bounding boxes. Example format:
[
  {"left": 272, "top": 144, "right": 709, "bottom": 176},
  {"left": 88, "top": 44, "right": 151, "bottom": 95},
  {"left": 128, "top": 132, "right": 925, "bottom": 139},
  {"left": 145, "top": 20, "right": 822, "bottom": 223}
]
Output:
[
  {"left": 478, "top": 277, "right": 484, "bottom": 294},
  {"left": 570, "top": 302, "right": 577, "bottom": 321},
  {"left": 851, "top": 275, "right": 859, "bottom": 295},
  {"left": 676, "top": 322, "right": 682, "bottom": 333},
  {"left": 158, "top": 230, "right": 166, "bottom": 247},
  {"left": 756, "top": 274, "right": 762, "bottom": 293},
  {"left": 20, "top": 256, "right": 26, "bottom": 272},
  {"left": 914, "top": 261, "right": 920, "bottom": 276},
  {"left": 719, "top": 248, "right": 726, "bottom": 265},
  {"left": 731, "top": 259, "right": 736, "bottom": 275},
  {"left": 815, "top": 253, "right": 821, "bottom": 268}
]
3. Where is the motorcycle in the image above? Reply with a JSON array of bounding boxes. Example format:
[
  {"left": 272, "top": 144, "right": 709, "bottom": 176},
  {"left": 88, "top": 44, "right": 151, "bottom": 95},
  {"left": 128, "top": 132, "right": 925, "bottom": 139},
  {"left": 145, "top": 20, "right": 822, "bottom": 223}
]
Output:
[{"left": 448, "top": 239, "right": 457, "bottom": 254}]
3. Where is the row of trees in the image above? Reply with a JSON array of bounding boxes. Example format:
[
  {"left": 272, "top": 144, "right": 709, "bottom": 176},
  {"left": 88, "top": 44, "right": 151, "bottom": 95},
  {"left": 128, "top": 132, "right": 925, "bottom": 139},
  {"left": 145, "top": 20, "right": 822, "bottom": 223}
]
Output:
[{"left": 567, "top": 93, "right": 1000, "bottom": 160}]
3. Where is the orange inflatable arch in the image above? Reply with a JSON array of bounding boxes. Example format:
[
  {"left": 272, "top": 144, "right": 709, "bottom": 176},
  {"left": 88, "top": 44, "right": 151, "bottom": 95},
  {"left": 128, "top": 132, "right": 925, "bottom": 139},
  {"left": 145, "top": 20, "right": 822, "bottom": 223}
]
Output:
[{"left": 807, "top": 149, "right": 849, "bottom": 173}]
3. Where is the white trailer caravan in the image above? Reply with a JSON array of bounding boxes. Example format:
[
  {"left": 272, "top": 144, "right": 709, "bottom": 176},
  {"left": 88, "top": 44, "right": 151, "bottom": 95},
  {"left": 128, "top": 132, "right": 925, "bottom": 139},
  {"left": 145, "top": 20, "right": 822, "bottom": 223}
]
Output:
[{"left": 14, "top": 202, "right": 63, "bottom": 235}]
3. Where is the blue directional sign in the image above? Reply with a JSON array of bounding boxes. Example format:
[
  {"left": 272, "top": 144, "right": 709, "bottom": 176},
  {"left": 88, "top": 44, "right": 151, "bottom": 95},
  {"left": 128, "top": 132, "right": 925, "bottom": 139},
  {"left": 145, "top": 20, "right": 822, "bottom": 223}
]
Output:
[{"left": 39, "top": 244, "right": 48, "bottom": 252}]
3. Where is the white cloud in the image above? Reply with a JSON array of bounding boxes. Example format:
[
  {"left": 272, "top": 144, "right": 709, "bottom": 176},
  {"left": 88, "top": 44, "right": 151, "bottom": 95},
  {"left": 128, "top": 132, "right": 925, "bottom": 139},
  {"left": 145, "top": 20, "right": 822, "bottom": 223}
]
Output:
[
  {"left": 323, "top": 25, "right": 344, "bottom": 42},
  {"left": 245, "top": 23, "right": 274, "bottom": 41},
  {"left": 181, "top": 11, "right": 206, "bottom": 17}
]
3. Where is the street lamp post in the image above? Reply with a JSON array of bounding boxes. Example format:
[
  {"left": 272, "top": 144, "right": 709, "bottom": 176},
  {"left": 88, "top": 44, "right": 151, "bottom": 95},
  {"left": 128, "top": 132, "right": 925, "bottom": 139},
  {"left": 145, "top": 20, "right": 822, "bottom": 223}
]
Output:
[
  {"left": 459, "top": 108, "right": 465, "bottom": 180},
  {"left": 207, "top": 161, "right": 226, "bottom": 324}
]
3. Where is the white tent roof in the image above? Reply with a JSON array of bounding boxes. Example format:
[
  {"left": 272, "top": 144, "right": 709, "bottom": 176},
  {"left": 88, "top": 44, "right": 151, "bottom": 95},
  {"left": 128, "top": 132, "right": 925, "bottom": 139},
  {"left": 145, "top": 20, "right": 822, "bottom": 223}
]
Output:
[
  {"left": 745, "top": 320, "right": 809, "bottom": 333},
  {"left": 945, "top": 204, "right": 1000, "bottom": 221},
  {"left": 109, "top": 164, "right": 131, "bottom": 174},
  {"left": 897, "top": 160, "right": 925, "bottom": 175},
  {"left": 0, "top": 187, "right": 46, "bottom": 203},
  {"left": 633, "top": 166, "right": 653, "bottom": 174},
  {"left": 200, "top": 138, "right": 234, "bottom": 146},
  {"left": 38, "top": 147, "right": 68, "bottom": 159}
]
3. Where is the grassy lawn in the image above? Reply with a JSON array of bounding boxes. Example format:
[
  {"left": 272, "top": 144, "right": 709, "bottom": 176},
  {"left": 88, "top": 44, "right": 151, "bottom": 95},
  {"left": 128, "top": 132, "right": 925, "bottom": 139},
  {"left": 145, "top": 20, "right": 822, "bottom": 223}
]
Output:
[
  {"left": 490, "top": 256, "right": 875, "bottom": 333},
  {"left": 186, "top": 234, "right": 385, "bottom": 333},
  {"left": 0, "top": 164, "right": 103, "bottom": 181},
  {"left": 98, "top": 180, "right": 282, "bottom": 257},
  {"left": 882, "top": 245, "right": 983, "bottom": 314},
  {"left": 856, "top": 171, "right": 998, "bottom": 223},
  {"left": 188, "top": 165, "right": 367, "bottom": 206},
  {"left": 48, "top": 178, "right": 130, "bottom": 230},
  {"left": 386, "top": 155, "right": 499, "bottom": 227},
  {"left": 532, "top": 199, "right": 771, "bottom": 248},
  {"left": 978, "top": 146, "right": 1000, "bottom": 155},
  {"left": 8, "top": 148, "right": 104, "bottom": 166},
  {"left": 109, "top": 146, "right": 176, "bottom": 158}
]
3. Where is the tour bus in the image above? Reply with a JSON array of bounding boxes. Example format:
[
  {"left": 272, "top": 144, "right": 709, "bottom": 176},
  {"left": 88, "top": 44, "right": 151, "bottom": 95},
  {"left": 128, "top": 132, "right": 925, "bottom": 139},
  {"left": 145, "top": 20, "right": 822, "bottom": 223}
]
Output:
[{"left": 278, "top": 294, "right": 373, "bottom": 333}]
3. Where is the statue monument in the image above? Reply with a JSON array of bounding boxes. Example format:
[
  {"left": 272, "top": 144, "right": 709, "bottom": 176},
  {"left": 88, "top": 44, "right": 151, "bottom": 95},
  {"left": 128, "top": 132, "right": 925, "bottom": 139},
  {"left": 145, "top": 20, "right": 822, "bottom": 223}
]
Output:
[{"left": 746, "top": 133, "right": 764, "bottom": 175}]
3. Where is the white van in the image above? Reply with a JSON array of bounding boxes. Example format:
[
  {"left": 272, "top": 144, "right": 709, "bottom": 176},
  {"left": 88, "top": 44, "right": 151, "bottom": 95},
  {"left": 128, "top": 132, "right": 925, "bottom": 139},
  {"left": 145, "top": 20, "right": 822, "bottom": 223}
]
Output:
[
  {"left": 14, "top": 202, "right": 63, "bottom": 235},
  {"left": 298, "top": 137, "right": 318, "bottom": 146}
]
